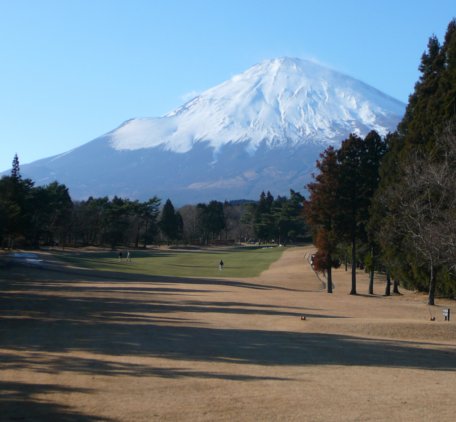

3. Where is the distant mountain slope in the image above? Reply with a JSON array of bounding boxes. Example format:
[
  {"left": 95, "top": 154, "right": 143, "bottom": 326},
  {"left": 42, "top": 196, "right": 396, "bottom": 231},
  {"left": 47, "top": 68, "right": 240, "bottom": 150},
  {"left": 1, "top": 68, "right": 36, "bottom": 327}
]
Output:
[{"left": 19, "top": 57, "right": 405, "bottom": 205}]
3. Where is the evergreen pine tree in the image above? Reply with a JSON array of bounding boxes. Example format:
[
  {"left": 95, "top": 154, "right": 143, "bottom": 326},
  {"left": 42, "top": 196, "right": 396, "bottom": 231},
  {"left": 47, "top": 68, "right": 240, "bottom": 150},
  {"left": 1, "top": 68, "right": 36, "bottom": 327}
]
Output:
[
  {"left": 375, "top": 19, "right": 456, "bottom": 303},
  {"left": 159, "top": 199, "right": 179, "bottom": 243},
  {"left": 11, "top": 154, "right": 21, "bottom": 181}
]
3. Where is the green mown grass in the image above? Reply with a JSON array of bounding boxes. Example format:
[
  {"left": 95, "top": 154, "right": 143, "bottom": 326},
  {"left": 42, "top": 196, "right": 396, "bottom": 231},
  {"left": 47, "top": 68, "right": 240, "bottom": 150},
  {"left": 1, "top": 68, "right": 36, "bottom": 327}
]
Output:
[{"left": 53, "top": 246, "right": 285, "bottom": 278}]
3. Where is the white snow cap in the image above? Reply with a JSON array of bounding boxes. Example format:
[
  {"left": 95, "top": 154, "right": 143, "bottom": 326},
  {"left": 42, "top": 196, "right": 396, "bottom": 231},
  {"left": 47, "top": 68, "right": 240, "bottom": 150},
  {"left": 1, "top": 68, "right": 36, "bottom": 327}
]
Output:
[{"left": 110, "top": 57, "right": 405, "bottom": 153}]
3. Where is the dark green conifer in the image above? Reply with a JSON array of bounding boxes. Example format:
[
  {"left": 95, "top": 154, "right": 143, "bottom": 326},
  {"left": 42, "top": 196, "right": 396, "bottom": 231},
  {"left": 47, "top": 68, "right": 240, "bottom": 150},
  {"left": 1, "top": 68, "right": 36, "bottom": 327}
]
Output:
[{"left": 11, "top": 154, "right": 21, "bottom": 181}]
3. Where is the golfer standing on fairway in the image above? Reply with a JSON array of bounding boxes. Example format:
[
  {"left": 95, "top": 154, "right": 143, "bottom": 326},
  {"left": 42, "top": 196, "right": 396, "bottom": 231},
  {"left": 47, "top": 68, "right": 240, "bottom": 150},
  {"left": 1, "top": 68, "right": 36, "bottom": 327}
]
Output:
[{"left": 219, "top": 259, "right": 224, "bottom": 271}]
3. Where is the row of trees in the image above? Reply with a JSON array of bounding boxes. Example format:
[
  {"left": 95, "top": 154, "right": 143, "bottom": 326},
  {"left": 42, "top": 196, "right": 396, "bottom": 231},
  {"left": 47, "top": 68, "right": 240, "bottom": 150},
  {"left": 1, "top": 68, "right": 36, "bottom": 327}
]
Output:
[
  {"left": 0, "top": 160, "right": 163, "bottom": 250},
  {"left": 305, "top": 19, "right": 456, "bottom": 304},
  {"left": 175, "top": 192, "right": 308, "bottom": 246},
  {"left": 305, "top": 131, "right": 386, "bottom": 295},
  {"left": 0, "top": 155, "right": 73, "bottom": 249},
  {"left": 0, "top": 156, "right": 308, "bottom": 249}
]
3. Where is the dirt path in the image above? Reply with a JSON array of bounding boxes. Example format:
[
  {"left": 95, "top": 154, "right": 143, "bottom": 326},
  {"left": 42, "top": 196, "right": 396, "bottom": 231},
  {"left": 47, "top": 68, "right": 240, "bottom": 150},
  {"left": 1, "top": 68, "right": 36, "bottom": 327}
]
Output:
[{"left": 1, "top": 246, "right": 455, "bottom": 421}]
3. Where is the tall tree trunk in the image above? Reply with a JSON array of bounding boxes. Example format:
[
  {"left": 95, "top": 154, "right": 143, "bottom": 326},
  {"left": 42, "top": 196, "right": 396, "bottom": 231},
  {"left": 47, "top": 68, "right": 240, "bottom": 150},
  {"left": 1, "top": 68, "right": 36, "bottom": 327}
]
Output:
[
  {"left": 385, "top": 270, "right": 391, "bottom": 296},
  {"left": 135, "top": 225, "right": 140, "bottom": 249},
  {"left": 143, "top": 219, "right": 149, "bottom": 248},
  {"left": 428, "top": 264, "right": 436, "bottom": 305},
  {"left": 327, "top": 259, "right": 333, "bottom": 294},
  {"left": 368, "top": 247, "right": 374, "bottom": 295},
  {"left": 393, "top": 279, "right": 400, "bottom": 294},
  {"left": 369, "top": 269, "right": 374, "bottom": 295},
  {"left": 349, "top": 234, "right": 357, "bottom": 295}
]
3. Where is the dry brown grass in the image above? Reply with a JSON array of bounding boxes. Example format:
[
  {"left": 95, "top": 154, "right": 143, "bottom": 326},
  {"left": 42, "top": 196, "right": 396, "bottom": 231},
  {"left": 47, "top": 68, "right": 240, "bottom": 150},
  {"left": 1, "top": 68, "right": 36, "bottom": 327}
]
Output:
[{"left": 1, "top": 246, "right": 455, "bottom": 421}]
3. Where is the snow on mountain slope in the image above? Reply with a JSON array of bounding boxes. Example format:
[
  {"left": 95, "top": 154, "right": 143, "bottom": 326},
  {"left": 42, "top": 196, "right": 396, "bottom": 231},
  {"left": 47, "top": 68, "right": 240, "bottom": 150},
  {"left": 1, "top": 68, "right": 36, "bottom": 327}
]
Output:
[
  {"left": 110, "top": 57, "right": 404, "bottom": 154},
  {"left": 16, "top": 57, "right": 405, "bottom": 204}
]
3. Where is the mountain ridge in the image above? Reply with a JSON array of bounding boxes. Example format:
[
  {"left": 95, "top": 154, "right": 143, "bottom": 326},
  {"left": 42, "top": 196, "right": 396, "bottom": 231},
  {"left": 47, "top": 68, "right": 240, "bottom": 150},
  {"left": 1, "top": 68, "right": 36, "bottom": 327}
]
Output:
[
  {"left": 109, "top": 57, "right": 404, "bottom": 155},
  {"left": 16, "top": 57, "right": 405, "bottom": 205}
]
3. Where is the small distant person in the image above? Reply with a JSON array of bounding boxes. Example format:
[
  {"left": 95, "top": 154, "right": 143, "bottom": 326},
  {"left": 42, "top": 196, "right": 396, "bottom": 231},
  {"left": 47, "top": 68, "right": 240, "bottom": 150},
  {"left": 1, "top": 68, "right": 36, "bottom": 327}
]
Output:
[
  {"left": 126, "top": 250, "right": 131, "bottom": 262},
  {"left": 219, "top": 259, "right": 224, "bottom": 271},
  {"left": 118, "top": 251, "right": 123, "bottom": 262}
]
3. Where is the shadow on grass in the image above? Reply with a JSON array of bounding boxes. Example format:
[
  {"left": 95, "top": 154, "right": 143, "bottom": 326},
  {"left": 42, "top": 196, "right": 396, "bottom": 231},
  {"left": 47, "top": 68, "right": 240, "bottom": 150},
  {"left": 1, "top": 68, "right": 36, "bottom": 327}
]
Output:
[
  {"left": 4, "top": 257, "right": 298, "bottom": 291},
  {"left": 1, "top": 262, "right": 456, "bottom": 385},
  {"left": 2, "top": 319, "right": 456, "bottom": 375},
  {"left": 0, "top": 381, "right": 112, "bottom": 422},
  {"left": 49, "top": 248, "right": 284, "bottom": 280}
]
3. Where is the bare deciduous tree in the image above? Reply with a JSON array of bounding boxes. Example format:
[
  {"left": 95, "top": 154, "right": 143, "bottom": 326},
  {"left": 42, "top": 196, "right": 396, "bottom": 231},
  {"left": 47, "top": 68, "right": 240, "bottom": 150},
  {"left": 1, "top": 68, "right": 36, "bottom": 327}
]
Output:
[{"left": 382, "top": 122, "right": 456, "bottom": 304}]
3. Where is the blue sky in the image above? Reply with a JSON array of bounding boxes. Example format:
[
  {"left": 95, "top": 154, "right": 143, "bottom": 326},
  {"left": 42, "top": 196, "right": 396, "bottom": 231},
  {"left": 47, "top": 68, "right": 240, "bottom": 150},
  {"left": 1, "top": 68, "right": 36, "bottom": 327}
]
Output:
[{"left": 0, "top": 0, "right": 454, "bottom": 172}]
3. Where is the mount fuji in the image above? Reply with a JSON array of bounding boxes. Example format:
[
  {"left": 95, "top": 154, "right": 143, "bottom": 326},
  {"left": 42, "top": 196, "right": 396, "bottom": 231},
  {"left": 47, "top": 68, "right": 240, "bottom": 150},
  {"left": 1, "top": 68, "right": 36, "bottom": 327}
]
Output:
[{"left": 19, "top": 57, "right": 405, "bottom": 205}]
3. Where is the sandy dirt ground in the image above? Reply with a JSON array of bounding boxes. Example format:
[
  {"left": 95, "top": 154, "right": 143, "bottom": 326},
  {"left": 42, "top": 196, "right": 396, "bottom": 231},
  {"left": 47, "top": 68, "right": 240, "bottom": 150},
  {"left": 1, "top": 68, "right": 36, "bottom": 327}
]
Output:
[{"left": 1, "top": 246, "right": 455, "bottom": 421}]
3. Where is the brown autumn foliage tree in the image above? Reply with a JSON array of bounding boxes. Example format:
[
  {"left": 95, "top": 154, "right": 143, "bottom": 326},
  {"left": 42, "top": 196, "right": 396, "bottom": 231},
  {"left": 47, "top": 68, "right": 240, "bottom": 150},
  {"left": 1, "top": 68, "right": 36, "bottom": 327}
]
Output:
[{"left": 305, "top": 146, "right": 340, "bottom": 293}]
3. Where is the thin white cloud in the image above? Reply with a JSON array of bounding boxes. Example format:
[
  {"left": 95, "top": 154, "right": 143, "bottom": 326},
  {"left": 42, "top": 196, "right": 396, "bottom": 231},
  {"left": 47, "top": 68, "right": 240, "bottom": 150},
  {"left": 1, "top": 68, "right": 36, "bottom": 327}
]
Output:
[{"left": 181, "top": 90, "right": 200, "bottom": 103}]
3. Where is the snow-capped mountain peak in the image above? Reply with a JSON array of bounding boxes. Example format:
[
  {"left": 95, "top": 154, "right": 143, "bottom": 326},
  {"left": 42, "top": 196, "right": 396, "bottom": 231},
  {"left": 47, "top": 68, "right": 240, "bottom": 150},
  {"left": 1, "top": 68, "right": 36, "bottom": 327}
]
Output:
[
  {"left": 18, "top": 57, "right": 405, "bottom": 204},
  {"left": 110, "top": 57, "right": 404, "bottom": 153}
]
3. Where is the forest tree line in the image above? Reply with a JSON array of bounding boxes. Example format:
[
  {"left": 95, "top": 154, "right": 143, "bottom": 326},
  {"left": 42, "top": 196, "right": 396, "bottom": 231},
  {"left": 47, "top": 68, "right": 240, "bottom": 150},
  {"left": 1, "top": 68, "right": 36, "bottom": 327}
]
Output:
[
  {"left": 0, "top": 158, "right": 309, "bottom": 251},
  {"left": 305, "top": 19, "right": 456, "bottom": 304}
]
